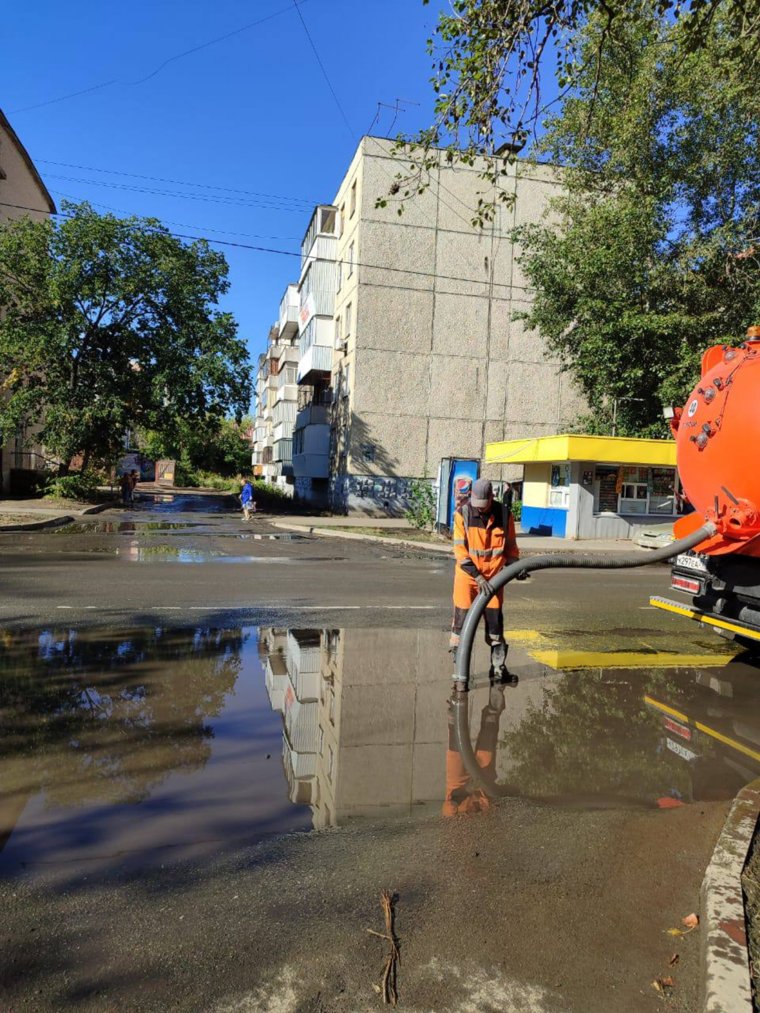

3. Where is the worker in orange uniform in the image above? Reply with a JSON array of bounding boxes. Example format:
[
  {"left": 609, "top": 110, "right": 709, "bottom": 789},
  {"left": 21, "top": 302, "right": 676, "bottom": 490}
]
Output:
[{"left": 450, "top": 477, "right": 519, "bottom": 681}]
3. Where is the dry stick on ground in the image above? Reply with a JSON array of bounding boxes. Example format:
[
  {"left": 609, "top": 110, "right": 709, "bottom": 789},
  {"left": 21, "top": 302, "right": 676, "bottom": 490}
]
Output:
[{"left": 367, "top": 890, "right": 400, "bottom": 1005}]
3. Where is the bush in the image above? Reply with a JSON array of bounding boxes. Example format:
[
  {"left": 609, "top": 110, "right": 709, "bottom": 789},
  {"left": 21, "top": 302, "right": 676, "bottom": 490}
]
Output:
[
  {"left": 251, "top": 480, "right": 292, "bottom": 510},
  {"left": 405, "top": 478, "right": 437, "bottom": 530},
  {"left": 511, "top": 498, "right": 522, "bottom": 522},
  {"left": 43, "top": 472, "right": 100, "bottom": 501}
]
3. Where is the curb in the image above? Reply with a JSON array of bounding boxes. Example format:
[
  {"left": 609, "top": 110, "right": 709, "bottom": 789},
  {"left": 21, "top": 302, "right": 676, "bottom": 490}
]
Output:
[
  {"left": 269, "top": 521, "right": 656, "bottom": 559},
  {"left": 80, "top": 500, "right": 119, "bottom": 515},
  {"left": 0, "top": 514, "right": 74, "bottom": 532},
  {"left": 701, "top": 776, "right": 760, "bottom": 1011},
  {"left": 269, "top": 521, "right": 453, "bottom": 554}
]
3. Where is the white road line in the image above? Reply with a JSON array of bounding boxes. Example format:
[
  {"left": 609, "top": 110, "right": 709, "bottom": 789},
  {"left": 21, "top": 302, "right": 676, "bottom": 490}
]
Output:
[{"left": 52, "top": 604, "right": 438, "bottom": 612}]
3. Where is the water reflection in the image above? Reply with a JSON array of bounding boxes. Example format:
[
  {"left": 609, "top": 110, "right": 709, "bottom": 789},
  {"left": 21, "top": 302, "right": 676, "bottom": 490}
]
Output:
[
  {"left": 0, "top": 626, "right": 306, "bottom": 877},
  {"left": 2, "top": 624, "right": 760, "bottom": 882},
  {"left": 261, "top": 628, "right": 760, "bottom": 827}
]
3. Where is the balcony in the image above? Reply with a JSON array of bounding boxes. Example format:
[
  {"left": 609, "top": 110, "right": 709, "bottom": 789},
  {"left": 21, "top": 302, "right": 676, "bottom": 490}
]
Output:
[
  {"left": 295, "top": 402, "right": 329, "bottom": 428},
  {"left": 278, "top": 284, "right": 299, "bottom": 339},
  {"left": 297, "top": 344, "right": 333, "bottom": 383},
  {"left": 273, "top": 437, "right": 293, "bottom": 465},
  {"left": 293, "top": 414, "right": 331, "bottom": 479},
  {"left": 300, "top": 205, "right": 337, "bottom": 267}
]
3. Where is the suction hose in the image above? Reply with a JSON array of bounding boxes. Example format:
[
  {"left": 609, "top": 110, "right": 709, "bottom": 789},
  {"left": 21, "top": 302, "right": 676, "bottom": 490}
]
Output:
[{"left": 451, "top": 519, "right": 717, "bottom": 797}]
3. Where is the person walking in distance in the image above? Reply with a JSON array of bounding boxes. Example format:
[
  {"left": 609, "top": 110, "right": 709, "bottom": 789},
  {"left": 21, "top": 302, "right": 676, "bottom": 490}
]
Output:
[
  {"left": 450, "top": 478, "right": 519, "bottom": 682},
  {"left": 239, "top": 477, "right": 254, "bottom": 521}
]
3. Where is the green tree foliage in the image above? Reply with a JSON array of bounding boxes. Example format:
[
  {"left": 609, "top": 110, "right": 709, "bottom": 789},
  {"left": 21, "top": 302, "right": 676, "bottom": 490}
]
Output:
[
  {"left": 515, "top": 15, "right": 760, "bottom": 433},
  {"left": 385, "top": 0, "right": 760, "bottom": 222},
  {"left": 141, "top": 415, "right": 253, "bottom": 479},
  {"left": 0, "top": 202, "right": 251, "bottom": 472}
]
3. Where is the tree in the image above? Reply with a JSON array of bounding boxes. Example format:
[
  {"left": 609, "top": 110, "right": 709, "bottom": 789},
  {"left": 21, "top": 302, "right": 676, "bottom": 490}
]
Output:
[
  {"left": 141, "top": 415, "right": 254, "bottom": 478},
  {"left": 514, "top": 15, "right": 760, "bottom": 433},
  {"left": 0, "top": 202, "right": 251, "bottom": 473},
  {"left": 383, "top": 0, "right": 760, "bottom": 221}
]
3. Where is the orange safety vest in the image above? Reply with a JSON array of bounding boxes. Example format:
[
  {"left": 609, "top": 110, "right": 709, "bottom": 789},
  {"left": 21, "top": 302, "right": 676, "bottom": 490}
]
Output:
[{"left": 452, "top": 502, "right": 519, "bottom": 581}]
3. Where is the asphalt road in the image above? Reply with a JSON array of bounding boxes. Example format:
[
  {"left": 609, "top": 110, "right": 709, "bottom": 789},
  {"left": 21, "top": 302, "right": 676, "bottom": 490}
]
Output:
[{"left": 0, "top": 495, "right": 748, "bottom": 1012}]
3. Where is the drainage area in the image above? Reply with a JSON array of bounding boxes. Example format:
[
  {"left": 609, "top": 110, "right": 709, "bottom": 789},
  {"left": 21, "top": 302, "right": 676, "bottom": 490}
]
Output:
[{"left": 1, "top": 624, "right": 759, "bottom": 884}]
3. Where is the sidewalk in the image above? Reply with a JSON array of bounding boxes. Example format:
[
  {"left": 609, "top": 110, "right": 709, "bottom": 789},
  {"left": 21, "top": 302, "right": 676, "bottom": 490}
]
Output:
[
  {"left": 0, "top": 495, "right": 114, "bottom": 530},
  {"left": 270, "top": 515, "right": 647, "bottom": 556}
]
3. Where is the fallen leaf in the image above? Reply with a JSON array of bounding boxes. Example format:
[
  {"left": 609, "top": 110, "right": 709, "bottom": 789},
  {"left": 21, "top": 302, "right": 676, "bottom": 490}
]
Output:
[
  {"left": 666, "top": 928, "right": 684, "bottom": 936},
  {"left": 661, "top": 976, "right": 675, "bottom": 987},
  {"left": 652, "top": 976, "right": 675, "bottom": 992},
  {"left": 669, "top": 953, "right": 680, "bottom": 967},
  {"left": 682, "top": 913, "right": 699, "bottom": 929},
  {"left": 651, "top": 980, "right": 663, "bottom": 994}
]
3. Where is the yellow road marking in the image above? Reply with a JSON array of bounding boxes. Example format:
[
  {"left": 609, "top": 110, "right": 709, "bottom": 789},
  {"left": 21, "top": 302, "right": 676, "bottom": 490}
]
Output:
[
  {"left": 504, "top": 629, "right": 543, "bottom": 644},
  {"left": 645, "top": 695, "right": 760, "bottom": 764},
  {"left": 530, "top": 649, "right": 731, "bottom": 670},
  {"left": 649, "top": 597, "right": 760, "bottom": 642}
]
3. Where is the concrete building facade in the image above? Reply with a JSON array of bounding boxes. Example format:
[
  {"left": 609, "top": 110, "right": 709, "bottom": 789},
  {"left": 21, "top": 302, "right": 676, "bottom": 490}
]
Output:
[
  {"left": 0, "top": 108, "right": 56, "bottom": 497},
  {"left": 251, "top": 286, "right": 300, "bottom": 491},
  {"left": 287, "top": 136, "right": 584, "bottom": 514}
]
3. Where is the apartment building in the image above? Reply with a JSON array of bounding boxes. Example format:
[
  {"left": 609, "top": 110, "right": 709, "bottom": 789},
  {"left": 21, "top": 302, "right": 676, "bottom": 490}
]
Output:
[
  {"left": 0, "top": 108, "right": 56, "bottom": 496},
  {"left": 250, "top": 285, "right": 300, "bottom": 491},
  {"left": 288, "top": 136, "right": 584, "bottom": 513}
]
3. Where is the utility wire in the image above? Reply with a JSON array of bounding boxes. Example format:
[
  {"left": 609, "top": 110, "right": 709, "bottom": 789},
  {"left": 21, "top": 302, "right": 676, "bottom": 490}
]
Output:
[
  {"left": 43, "top": 173, "right": 312, "bottom": 213},
  {"left": 50, "top": 190, "right": 301, "bottom": 243},
  {"left": 291, "top": 0, "right": 355, "bottom": 141},
  {"left": 10, "top": 0, "right": 310, "bottom": 114},
  {"left": 37, "top": 159, "right": 315, "bottom": 208},
  {"left": 0, "top": 199, "right": 522, "bottom": 291}
]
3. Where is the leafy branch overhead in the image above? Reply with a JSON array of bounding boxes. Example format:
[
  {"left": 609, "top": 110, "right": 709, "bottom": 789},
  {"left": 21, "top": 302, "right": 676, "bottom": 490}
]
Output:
[
  {"left": 380, "top": 0, "right": 760, "bottom": 223},
  {"left": 0, "top": 202, "right": 252, "bottom": 472}
]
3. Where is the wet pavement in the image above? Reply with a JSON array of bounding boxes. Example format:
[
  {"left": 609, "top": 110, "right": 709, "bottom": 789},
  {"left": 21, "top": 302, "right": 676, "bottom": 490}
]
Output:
[{"left": 0, "top": 494, "right": 756, "bottom": 1010}]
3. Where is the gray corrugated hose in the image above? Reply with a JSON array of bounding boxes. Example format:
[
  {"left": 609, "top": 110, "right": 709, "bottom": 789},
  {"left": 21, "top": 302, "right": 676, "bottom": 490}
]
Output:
[{"left": 451, "top": 519, "right": 717, "bottom": 797}]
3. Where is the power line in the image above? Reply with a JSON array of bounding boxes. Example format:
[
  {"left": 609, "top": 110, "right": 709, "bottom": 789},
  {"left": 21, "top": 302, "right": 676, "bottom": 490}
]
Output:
[
  {"left": 50, "top": 190, "right": 301, "bottom": 243},
  {"left": 291, "top": 0, "right": 355, "bottom": 141},
  {"left": 0, "top": 199, "right": 524, "bottom": 291},
  {"left": 37, "top": 159, "right": 316, "bottom": 207},
  {"left": 43, "top": 173, "right": 313, "bottom": 213},
  {"left": 10, "top": 0, "right": 311, "bottom": 115}
]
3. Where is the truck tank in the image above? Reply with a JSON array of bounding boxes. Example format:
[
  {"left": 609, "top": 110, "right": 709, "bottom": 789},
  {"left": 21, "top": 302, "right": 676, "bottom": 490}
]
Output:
[
  {"left": 656, "top": 327, "right": 760, "bottom": 650},
  {"left": 672, "top": 327, "right": 760, "bottom": 557}
]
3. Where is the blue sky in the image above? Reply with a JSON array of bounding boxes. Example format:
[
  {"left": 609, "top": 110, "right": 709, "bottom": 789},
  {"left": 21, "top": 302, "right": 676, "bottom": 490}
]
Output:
[{"left": 2, "top": 0, "right": 442, "bottom": 367}]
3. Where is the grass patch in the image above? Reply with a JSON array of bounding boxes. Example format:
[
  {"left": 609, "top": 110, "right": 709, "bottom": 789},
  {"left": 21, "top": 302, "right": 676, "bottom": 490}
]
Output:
[{"left": 743, "top": 832, "right": 760, "bottom": 1010}]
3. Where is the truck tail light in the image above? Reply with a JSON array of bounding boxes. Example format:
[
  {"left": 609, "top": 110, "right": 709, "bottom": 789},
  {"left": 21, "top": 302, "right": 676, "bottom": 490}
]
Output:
[{"left": 671, "top": 574, "right": 702, "bottom": 594}]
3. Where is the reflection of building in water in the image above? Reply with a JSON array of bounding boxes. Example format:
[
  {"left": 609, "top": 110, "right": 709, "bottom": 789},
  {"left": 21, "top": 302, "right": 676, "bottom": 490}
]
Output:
[{"left": 264, "top": 628, "right": 457, "bottom": 827}]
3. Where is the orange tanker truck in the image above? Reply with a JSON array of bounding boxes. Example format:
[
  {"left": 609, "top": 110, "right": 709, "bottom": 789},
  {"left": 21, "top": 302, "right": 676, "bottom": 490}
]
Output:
[{"left": 651, "top": 326, "right": 760, "bottom": 652}]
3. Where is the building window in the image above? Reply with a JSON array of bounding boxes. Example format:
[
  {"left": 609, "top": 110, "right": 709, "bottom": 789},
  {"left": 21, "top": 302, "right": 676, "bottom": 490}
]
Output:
[
  {"left": 619, "top": 482, "right": 649, "bottom": 514},
  {"left": 344, "top": 302, "right": 352, "bottom": 337},
  {"left": 350, "top": 180, "right": 357, "bottom": 218},
  {"left": 334, "top": 316, "right": 341, "bottom": 348},
  {"left": 361, "top": 443, "right": 375, "bottom": 462},
  {"left": 343, "top": 364, "right": 350, "bottom": 398},
  {"left": 593, "top": 465, "right": 677, "bottom": 516},
  {"left": 348, "top": 241, "right": 355, "bottom": 276},
  {"left": 336, "top": 258, "right": 342, "bottom": 291}
]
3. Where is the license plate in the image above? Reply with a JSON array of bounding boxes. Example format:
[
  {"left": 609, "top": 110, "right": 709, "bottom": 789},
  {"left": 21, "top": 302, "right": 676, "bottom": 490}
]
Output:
[
  {"left": 675, "top": 553, "right": 708, "bottom": 573},
  {"left": 666, "top": 737, "right": 698, "bottom": 762}
]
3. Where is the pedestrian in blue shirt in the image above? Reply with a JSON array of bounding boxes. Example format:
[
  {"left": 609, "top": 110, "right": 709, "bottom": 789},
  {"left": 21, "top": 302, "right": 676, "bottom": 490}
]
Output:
[{"left": 240, "top": 478, "right": 254, "bottom": 521}]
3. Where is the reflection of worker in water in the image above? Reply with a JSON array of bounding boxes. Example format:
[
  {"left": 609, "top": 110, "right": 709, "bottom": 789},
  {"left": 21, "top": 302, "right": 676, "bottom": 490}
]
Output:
[
  {"left": 450, "top": 478, "right": 520, "bottom": 680},
  {"left": 442, "top": 684, "right": 506, "bottom": 816}
]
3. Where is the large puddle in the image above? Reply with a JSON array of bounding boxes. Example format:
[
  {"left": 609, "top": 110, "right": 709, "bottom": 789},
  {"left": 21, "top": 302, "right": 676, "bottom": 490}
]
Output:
[{"left": 2, "top": 625, "right": 759, "bottom": 883}]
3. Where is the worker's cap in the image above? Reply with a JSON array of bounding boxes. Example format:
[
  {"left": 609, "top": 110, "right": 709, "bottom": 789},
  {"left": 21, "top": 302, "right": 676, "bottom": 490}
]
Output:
[{"left": 471, "top": 478, "right": 493, "bottom": 509}]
